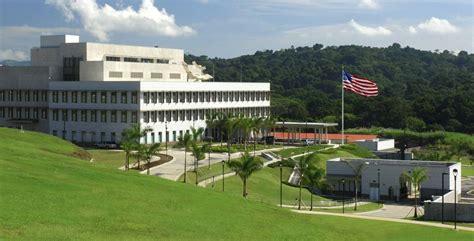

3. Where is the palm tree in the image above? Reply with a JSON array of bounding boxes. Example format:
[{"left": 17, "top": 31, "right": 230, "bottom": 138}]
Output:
[
  {"left": 291, "top": 153, "right": 317, "bottom": 210},
  {"left": 401, "top": 167, "right": 428, "bottom": 218},
  {"left": 223, "top": 114, "right": 238, "bottom": 162},
  {"left": 303, "top": 167, "right": 325, "bottom": 211},
  {"left": 263, "top": 117, "right": 276, "bottom": 147},
  {"left": 121, "top": 124, "right": 152, "bottom": 170},
  {"left": 191, "top": 142, "right": 209, "bottom": 186},
  {"left": 238, "top": 117, "right": 253, "bottom": 151},
  {"left": 177, "top": 133, "right": 192, "bottom": 183},
  {"left": 141, "top": 143, "right": 161, "bottom": 175},
  {"left": 120, "top": 140, "right": 135, "bottom": 171},
  {"left": 342, "top": 160, "right": 367, "bottom": 211},
  {"left": 227, "top": 151, "right": 263, "bottom": 197},
  {"left": 252, "top": 117, "right": 264, "bottom": 155}
]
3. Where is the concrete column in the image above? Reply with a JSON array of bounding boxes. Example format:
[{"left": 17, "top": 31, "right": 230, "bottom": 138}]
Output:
[{"left": 313, "top": 127, "right": 316, "bottom": 143}]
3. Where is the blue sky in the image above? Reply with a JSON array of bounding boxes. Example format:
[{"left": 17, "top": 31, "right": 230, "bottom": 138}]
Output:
[{"left": 0, "top": 0, "right": 472, "bottom": 61}]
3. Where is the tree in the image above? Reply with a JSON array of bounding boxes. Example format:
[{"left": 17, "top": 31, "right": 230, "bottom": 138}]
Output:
[
  {"left": 252, "top": 117, "right": 265, "bottom": 155},
  {"left": 291, "top": 153, "right": 317, "bottom": 210},
  {"left": 238, "top": 117, "right": 253, "bottom": 151},
  {"left": 141, "top": 143, "right": 161, "bottom": 175},
  {"left": 177, "top": 132, "right": 192, "bottom": 183},
  {"left": 227, "top": 151, "right": 263, "bottom": 197},
  {"left": 121, "top": 124, "right": 152, "bottom": 170},
  {"left": 303, "top": 167, "right": 325, "bottom": 211},
  {"left": 191, "top": 142, "right": 209, "bottom": 186},
  {"left": 342, "top": 160, "right": 366, "bottom": 210},
  {"left": 120, "top": 140, "right": 135, "bottom": 171},
  {"left": 401, "top": 167, "right": 428, "bottom": 218},
  {"left": 223, "top": 114, "right": 238, "bottom": 162}
]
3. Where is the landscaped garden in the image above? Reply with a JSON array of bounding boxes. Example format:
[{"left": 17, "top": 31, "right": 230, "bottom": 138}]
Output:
[{"left": 1, "top": 127, "right": 472, "bottom": 240}]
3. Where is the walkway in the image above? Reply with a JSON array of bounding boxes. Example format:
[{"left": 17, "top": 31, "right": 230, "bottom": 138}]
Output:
[
  {"left": 356, "top": 203, "right": 422, "bottom": 219},
  {"left": 293, "top": 209, "right": 474, "bottom": 232}
]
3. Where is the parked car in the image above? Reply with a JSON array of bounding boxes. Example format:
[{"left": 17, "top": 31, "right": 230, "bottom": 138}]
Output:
[
  {"left": 304, "top": 139, "right": 315, "bottom": 146},
  {"left": 94, "top": 142, "right": 118, "bottom": 149}
]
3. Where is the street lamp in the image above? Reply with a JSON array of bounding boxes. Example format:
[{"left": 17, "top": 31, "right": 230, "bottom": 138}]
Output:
[
  {"left": 221, "top": 160, "right": 225, "bottom": 192},
  {"left": 441, "top": 172, "right": 449, "bottom": 224},
  {"left": 453, "top": 168, "right": 458, "bottom": 230},
  {"left": 342, "top": 178, "right": 346, "bottom": 214},
  {"left": 165, "top": 121, "right": 168, "bottom": 156},
  {"left": 279, "top": 162, "right": 283, "bottom": 208}
]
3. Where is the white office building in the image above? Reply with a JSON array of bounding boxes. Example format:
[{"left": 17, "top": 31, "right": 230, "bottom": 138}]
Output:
[{"left": 0, "top": 35, "right": 271, "bottom": 144}]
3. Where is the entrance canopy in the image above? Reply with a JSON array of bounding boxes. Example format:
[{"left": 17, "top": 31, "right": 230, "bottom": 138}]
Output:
[{"left": 274, "top": 121, "right": 338, "bottom": 144}]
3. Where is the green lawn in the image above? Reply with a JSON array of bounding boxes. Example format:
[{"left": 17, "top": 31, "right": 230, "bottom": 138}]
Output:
[
  {"left": 88, "top": 149, "right": 127, "bottom": 169},
  {"left": 1, "top": 127, "right": 472, "bottom": 241},
  {"left": 178, "top": 160, "right": 234, "bottom": 184},
  {"left": 276, "top": 144, "right": 328, "bottom": 158},
  {"left": 313, "top": 202, "right": 383, "bottom": 213},
  {"left": 462, "top": 167, "right": 474, "bottom": 177},
  {"left": 210, "top": 144, "right": 283, "bottom": 153}
]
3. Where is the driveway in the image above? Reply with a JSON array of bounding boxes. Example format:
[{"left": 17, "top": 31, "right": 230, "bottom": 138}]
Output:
[{"left": 356, "top": 202, "right": 422, "bottom": 219}]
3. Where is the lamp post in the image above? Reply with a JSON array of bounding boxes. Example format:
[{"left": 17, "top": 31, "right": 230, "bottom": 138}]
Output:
[
  {"left": 377, "top": 168, "right": 381, "bottom": 201},
  {"left": 453, "top": 168, "right": 458, "bottom": 230},
  {"left": 342, "top": 178, "right": 346, "bottom": 214},
  {"left": 441, "top": 172, "right": 448, "bottom": 224},
  {"left": 279, "top": 162, "right": 283, "bottom": 207},
  {"left": 165, "top": 121, "right": 168, "bottom": 156},
  {"left": 221, "top": 160, "right": 225, "bottom": 192},
  {"left": 208, "top": 137, "right": 212, "bottom": 169}
]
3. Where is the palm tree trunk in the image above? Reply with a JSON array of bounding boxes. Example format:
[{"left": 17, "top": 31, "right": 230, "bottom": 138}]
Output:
[
  {"left": 310, "top": 192, "right": 313, "bottom": 211},
  {"left": 147, "top": 160, "right": 150, "bottom": 175},
  {"left": 137, "top": 157, "right": 140, "bottom": 170},
  {"left": 254, "top": 137, "right": 257, "bottom": 156},
  {"left": 354, "top": 180, "right": 358, "bottom": 211},
  {"left": 243, "top": 178, "right": 247, "bottom": 197},
  {"left": 414, "top": 185, "right": 418, "bottom": 218},
  {"left": 298, "top": 176, "right": 303, "bottom": 210},
  {"left": 183, "top": 150, "right": 187, "bottom": 183},
  {"left": 125, "top": 154, "right": 129, "bottom": 171}
]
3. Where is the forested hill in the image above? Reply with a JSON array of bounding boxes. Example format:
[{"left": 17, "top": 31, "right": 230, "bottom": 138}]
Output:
[{"left": 186, "top": 44, "right": 474, "bottom": 134}]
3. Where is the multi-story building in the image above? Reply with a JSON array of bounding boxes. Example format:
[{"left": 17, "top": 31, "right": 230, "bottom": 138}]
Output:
[{"left": 0, "top": 35, "right": 271, "bottom": 144}]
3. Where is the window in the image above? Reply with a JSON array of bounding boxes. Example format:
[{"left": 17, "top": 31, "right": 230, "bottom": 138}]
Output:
[
  {"left": 151, "top": 92, "right": 157, "bottom": 104},
  {"left": 106, "top": 56, "right": 120, "bottom": 61},
  {"left": 62, "top": 91, "right": 68, "bottom": 103},
  {"left": 90, "top": 132, "right": 96, "bottom": 143},
  {"left": 32, "top": 108, "right": 38, "bottom": 119},
  {"left": 131, "top": 112, "right": 138, "bottom": 123},
  {"left": 81, "top": 110, "right": 87, "bottom": 122},
  {"left": 81, "top": 91, "right": 87, "bottom": 103},
  {"left": 52, "top": 130, "right": 57, "bottom": 136},
  {"left": 81, "top": 131, "right": 86, "bottom": 142},
  {"left": 151, "top": 72, "right": 163, "bottom": 79},
  {"left": 101, "top": 110, "right": 107, "bottom": 122},
  {"left": 53, "top": 110, "right": 58, "bottom": 121},
  {"left": 131, "top": 72, "right": 143, "bottom": 78},
  {"left": 41, "top": 91, "right": 48, "bottom": 102},
  {"left": 16, "top": 91, "right": 21, "bottom": 101},
  {"left": 151, "top": 132, "right": 155, "bottom": 144},
  {"left": 0, "top": 107, "right": 4, "bottom": 118},
  {"left": 109, "top": 71, "right": 123, "bottom": 78},
  {"left": 25, "top": 91, "right": 30, "bottom": 102},
  {"left": 61, "top": 110, "right": 68, "bottom": 121},
  {"left": 144, "top": 92, "right": 149, "bottom": 104},
  {"left": 121, "top": 111, "right": 127, "bottom": 123},
  {"left": 173, "top": 92, "right": 178, "bottom": 103},
  {"left": 72, "top": 110, "right": 77, "bottom": 121},
  {"left": 7, "top": 90, "right": 13, "bottom": 101},
  {"left": 111, "top": 92, "right": 117, "bottom": 104},
  {"left": 101, "top": 132, "right": 106, "bottom": 143},
  {"left": 121, "top": 92, "right": 128, "bottom": 104},
  {"left": 156, "top": 59, "right": 169, "bottom": 64},
  {"left": 166, "top": 92, "right": 171, "bottom": 103},
  {"left": 111, "top": 132, "right": 116, "bottom": 143},
  {"left": 91, "top": 92, "right": 97, "bottom": 103},
  {"left": 169, "top": 73, "right": 181, "bottom": 79},
  {"left": 0, "top": 90, "right": 4, "bottom": 101},
  {"left": 72, "top": 91, "right": 78, "bottom": 103},
  {"left": 179, "top": 92, "right": 185, "bottom": 103},
  {"left": 159, "top": 111, "right": 164, "bottom": 122},
  {"left": 151, "top": 111, "right": 156, "bottom": 122},
  {"left": 100, "top": 92, "right": 107, "bottom": 103},
  {"left": 7, "top": 107, "right": 12, "bottom": 118},
  {"left": 141, "top": 58, "right": 154, "bottom": 63},
  {"left": 124, "top": 57, "right": 139, "bottom": 62},
  {"left": 131, "top": 92, "right": 138, "bottom": 104},
  {"left": 72, "top": 131, "right": 77, "bottom": 142},
  {"left": 41, "top": 109, "right": 47, "bottom": 119},
  {"left": 105, "top": 111, "right": 114, "bottom": 123},
  {"left": 52, "top": 91, "right": 58, "bottom": 103},
  {"left": 158, "top": 92, "right": 164, "bottom": 103},
  {"left": 90, "top": 110, "right": 97, "bottom": 122},
  {"left": 144, "top": 111, "right": 149, "bottom": 123}
]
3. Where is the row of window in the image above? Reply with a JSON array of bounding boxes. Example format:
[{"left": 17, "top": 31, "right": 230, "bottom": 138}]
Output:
[
  {"left": 52, "top": 109, "right": 138, "bottom": 124},
  {"left": 143, "top": 107, "right": 270, "bottom": 123},
  {"left": 52, "top": 129, "right": 175, "bottom": 144},
  {"left": 0, "top": 90, "right": 48, "bottom": 102},
  {"left": 105, "top": 56, "right": 170, "bottom": 64},
  {"left": 144, "top": 91, "right": 270, "bottom": 104},
  {"left": 0, "top": 107, "right": 48, "bottom": 119},
  {"left": 52, "top": 91, "right": 139, "bottom": 104},
  {"left": 108, "top": 71, "right": 181, "bottom": 79}
]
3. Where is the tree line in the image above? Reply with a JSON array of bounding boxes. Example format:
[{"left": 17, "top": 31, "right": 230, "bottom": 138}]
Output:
[{"left": 186, "top": 43, "right": 474, "bottom": 134}]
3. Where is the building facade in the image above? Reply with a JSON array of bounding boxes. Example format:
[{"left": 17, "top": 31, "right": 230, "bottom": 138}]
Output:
[{"left": 0, "top": 35, "right": 271, "bottom": 144}]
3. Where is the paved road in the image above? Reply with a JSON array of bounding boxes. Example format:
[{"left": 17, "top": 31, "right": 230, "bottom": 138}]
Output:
[
  {"left": 150, "top": 146, "right": 287, "bottom": 181},
  {"left": 356, "top": 203, "right": 423, "bottom": 219}
]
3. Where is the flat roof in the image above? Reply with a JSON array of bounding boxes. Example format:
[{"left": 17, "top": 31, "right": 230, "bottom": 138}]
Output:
[
  {"left": 329, "top": 157, "right": 459, "bottom": 167},
  {"left": 275, "top": 121, "right": 338, "bottom": 128}
]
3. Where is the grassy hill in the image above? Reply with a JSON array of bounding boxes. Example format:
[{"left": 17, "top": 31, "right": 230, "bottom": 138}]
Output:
[{"left": 0, "top": 127, "right": 471, "bottom": 240}]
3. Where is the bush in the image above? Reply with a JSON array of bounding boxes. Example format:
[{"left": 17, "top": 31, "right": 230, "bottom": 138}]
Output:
[{"left": 210, "top": 146, "right": 237, "bottom": 153}]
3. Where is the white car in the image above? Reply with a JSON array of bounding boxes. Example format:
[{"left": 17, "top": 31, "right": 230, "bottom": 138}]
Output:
[{"left": 304, "top": 139, "right": 315, "bottom": 146}]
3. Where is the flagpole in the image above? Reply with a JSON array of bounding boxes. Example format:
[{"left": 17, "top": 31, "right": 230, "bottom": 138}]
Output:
[{"left": 341, "top": 66, "right": 345, "bottom": 145}]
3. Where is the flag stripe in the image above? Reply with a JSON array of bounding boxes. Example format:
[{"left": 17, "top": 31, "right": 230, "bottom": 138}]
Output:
[{"left": 342, "top": 70, "right": 379, "bottom": 97}]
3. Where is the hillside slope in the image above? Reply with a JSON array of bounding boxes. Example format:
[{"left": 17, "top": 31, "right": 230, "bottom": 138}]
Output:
[{"left": 0, "top": 128, "right": 471, "bottom": 240}]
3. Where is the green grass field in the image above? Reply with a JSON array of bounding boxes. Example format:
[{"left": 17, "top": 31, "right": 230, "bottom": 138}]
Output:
[
  {"left": 88, "top": 149, "right": 127, "bottom": 169},
  {"left": 276, "top": 144, "right": 328, "bottom": 158},
  {"left": 1, "top": 127, "right": 472, "bottom": 241},
  {"left": 462, "top": 167, "right": 474, "bottom": 177}
]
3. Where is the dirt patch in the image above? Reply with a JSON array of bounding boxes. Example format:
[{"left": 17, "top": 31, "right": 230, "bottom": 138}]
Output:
[
  {"left": 132, "top": 153, "right": 173, "bottom": 171},
  {"left": 72, "top": 148, "right": 92, "bottom": 160}
]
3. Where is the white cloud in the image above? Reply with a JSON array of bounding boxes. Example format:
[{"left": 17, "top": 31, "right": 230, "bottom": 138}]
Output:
[
  {"left": 45, "top": 0, "right": 195, "bottom": 41},
  {"left": 349, "top": 19, "right": 392, "bottom": 36},
  {"left": 0, "top": 49, "right": 28, "bottom": 61},
  {"left": 408, "top": 26, "right": 417, "bottom": 34},
  {"left": 358, "top": 0, "right": 379, "bottom": 9},
  {"left": 416, "top": 17, "right": 458, "bottom": 34}
]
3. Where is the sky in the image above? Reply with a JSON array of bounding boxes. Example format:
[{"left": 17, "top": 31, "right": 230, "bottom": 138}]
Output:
[{"left": 0, "top": 0, "right": 472, "bottom": 61}]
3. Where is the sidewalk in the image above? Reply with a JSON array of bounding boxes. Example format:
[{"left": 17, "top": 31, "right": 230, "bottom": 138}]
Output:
[{"left": 293, "top": 209, "right": 474, "bottom": 232}]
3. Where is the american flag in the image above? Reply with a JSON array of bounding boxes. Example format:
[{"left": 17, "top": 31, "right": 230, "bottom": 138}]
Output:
[{"left": 342, "top": 70, "right": 378, "bottom": 97}]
